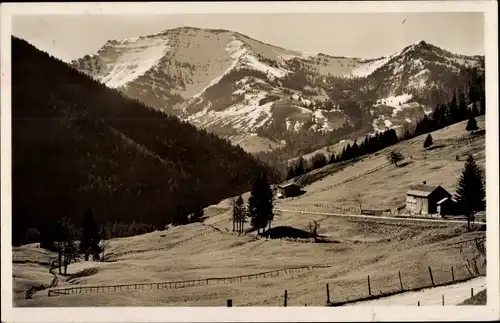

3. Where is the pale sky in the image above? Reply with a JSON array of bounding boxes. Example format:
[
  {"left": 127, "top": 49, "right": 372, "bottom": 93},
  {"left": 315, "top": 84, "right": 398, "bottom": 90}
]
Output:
[{"left": 12, "top": 12, "right": 484, "bottom": 62}]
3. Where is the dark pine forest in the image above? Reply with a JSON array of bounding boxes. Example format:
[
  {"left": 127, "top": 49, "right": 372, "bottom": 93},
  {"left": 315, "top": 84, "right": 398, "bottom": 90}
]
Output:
[{"left": 11, "top": 37, "right": 277, "bottom": 246}]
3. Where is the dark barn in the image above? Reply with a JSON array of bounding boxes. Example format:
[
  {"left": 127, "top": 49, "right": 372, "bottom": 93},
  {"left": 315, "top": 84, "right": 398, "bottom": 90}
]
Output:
[
  {"left": 406, "top": 184, "right": 452, "bottom": 215},
  {"left": 276, "top": 182, "right": 303, "bottom": 198}
]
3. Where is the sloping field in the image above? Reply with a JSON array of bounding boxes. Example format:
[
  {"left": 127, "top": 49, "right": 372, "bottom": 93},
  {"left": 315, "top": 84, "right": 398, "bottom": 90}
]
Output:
[
  {"left": 14, "top": 117, "right": 486, "bottom": 307},
  {"left": 276, "top": 116, "right": 485, "bottom": 210},
  {"left": 16, "top": 215, "right": 485, "bottom": 307}
]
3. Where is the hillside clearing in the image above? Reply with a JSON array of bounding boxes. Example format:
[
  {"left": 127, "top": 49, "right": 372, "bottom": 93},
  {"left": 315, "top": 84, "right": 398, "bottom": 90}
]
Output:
[{"left": 277, "top": 116, "right": 485, "bottom": 211}]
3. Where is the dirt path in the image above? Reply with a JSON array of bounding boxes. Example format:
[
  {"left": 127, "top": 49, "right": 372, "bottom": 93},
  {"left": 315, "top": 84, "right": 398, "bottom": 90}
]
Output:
[
  {"left": 347, "top": 276, "right": 486, "bottom": 306},
  {"left": 275, "top": 208, "right": 484, "bottom": 225}
]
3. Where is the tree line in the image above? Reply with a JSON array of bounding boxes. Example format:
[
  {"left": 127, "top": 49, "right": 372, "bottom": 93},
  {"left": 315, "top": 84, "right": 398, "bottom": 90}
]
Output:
[
  {"left": 231, "top": 175, "right": 275, "bottom": 235},
  {"left": 36, "top": 209, "right": 105, "bottom": 275}
]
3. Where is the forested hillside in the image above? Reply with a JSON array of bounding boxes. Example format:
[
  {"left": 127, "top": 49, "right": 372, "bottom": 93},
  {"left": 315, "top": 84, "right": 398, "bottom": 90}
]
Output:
[{"left": 11, "top": 37, "right": 276, "bottom": 246}]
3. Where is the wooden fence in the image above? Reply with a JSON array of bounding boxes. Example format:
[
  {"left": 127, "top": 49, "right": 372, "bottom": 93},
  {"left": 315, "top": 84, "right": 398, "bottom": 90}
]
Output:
[
  {"left": 328, "top": 265, "right": 486, "bottom": 307},
  {"left": 47, "top": 265, "right": 318, "bottom": 297},
  {"left": 25, "top": 257, "right": 59, "bottom": 299}
]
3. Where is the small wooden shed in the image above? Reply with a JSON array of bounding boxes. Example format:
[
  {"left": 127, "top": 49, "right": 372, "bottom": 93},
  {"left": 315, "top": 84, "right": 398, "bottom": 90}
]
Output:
[
  {"left": 406, "top": 184, "right": 452, "bottom": 215},
  {"left": 276, "top": 182, "right": 303, "bottom": 198}
]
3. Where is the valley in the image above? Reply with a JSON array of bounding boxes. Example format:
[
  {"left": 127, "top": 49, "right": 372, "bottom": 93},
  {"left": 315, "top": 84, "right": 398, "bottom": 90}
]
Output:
[
  {"left": 9, "top": 19, "right": 489, "bottom": 309},
  {"left": 14, "top": 117, "right": 486, "bottom": 307}
]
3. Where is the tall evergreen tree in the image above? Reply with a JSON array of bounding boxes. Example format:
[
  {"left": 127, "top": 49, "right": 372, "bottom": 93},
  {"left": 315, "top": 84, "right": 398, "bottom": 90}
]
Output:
[
  {"left": 232, "top": 195, "right": 245, "bottom": 232},
  {"left": 286, "top": 165, "right": 296, "bottom": 180},
  {"left": 311, "top": 152, "right": 327, "bottom": 170},
  {"left": 172, "top": 205, "right": 189, "bottom": 226},
  {"left": 248, "top": 175, "right": 274, "bottom": 234},
  {"left": 423, "top": 134, "right": 433, "bottom": 148},
  {"left": 80, "top": 209, "right": 101, "bottom": 261},
  {"left": 458, "top": 90, "right": 469, "bottom": 119},
  {"left": 479, "top": 98, "right": 485, "bottom": 115},
  {"left": 454, "top": 155, "right": 485, "bottom": 231},
  {"left": 53, "top": 217, "right": 75, "bottom": 273},
  {"left": 328, "top": 153, "right": 336, "bottom": 164},
  {"left": 466, "top": 117, "right": 478, "bottom": 133},
  {"left": 448, "top": 92, "right": 460, "bottom": 123},
  {"left": 236, "top": 196, "right": 245, "bottom": 233},
  {"left": 295, "top": 157, "right": 305, "bottom": 177}
]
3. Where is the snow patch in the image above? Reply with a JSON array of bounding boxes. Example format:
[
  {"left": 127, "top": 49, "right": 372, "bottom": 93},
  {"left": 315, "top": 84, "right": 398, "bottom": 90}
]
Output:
[
  {"left": 239, "top": 54, "right": 288, "bottom": 78},
  {"left": 100, "top": 37, "right": 171, "bottom": 88},
  {"left": 350, "top": 56, "right": 391, "bottom": 77},
  {"left": 374, "top": 93, "right": 412, "bottom": 108},
  {"left": 189, "top": 91, "right": 275, "bottom": 132}
]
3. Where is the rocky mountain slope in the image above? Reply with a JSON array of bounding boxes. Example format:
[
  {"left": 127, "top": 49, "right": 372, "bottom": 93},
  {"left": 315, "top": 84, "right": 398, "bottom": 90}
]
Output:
[{"left": 71, "top": 27, "right": 484, "bottom": 154}]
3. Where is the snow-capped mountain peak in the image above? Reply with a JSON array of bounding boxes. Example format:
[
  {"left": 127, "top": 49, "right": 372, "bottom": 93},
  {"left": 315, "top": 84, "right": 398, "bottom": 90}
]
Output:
[{"left": 71, "top": 28, "right": 484, "bottom": 153}]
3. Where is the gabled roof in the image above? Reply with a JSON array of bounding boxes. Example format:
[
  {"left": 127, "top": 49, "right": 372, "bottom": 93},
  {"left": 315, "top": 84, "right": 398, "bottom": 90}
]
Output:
[{"left": 407, "top": 184, "right": 441, "bottom": 197}]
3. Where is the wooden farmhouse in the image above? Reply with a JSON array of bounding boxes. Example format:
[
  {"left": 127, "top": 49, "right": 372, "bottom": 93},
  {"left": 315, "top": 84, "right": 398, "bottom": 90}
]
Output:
[
  {"left": 276, "top": 182, "right": 303, "bottom": 198},
  {"left": 405, "top": 183, "right": 453, "bottom": 216}
]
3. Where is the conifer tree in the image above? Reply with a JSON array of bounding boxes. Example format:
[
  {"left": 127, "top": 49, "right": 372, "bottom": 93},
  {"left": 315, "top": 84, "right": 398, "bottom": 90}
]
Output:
[
  {"left": 295, "top": 157, "right": 305, "bottom": 176},
  {"left": 54, "top": 217, "right": 75, "bottom": 273},
  {"left": 286, "top": 166, "right": 296, "bottom": 180},
  {"left": 466, "top": 117, "right": 478, "bottom": 133},
  {"left": 80, "top": 209, "right": 101, "bottom": 261},
  {"left": 236, "top": 196, "right": 245, "bottom": 233},
  {"left": 479, "top": 98, "right": 485, "bottom": 115},
  {"left": 248, "top": 175, "right": 274, "bottom": 235},
  {"left": 328, "top": 153, "right": 336, "bottom": 164},
  {"left": 232, "top": 195, "right": 245, "bottom": 232},
  {"left": 458, "top": 90, "right": 468, "bottom": 119},
  {"left": 454, "top": 155, "right": 485, "bottom": 231},
  {"left": 423, "top": 134, "right": 433, "bottom": 148}
]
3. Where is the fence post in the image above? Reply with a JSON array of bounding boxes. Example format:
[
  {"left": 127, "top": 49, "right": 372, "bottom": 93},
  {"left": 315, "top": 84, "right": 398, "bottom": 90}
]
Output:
[
  {"left": 398, "top": 271, "right": 403, "bottom": 291},
  {"left": 428, "top": 266, "right": 435, "bottom": 286},
  {"left": 367, "top": 275, "right": 372, "bottom": 296},
  {"left": 451, "top": 266, "right": 455, "bottom": 282},
  {"left": 471, "top": 287, "right": 474, "bottom": 298},
  {"left": 284, "top": 290, "right": 288, "bottom": 307},
  {"left": 326, "top": 283, "right": 330, "bottom": 304},
  {"left": 227, "top": 299, "right": 232, "bottom": 307},
  {"left": 442, "top": 295, "right": 444, "bottom": 306},
  {"left": 417, "top": 301, "right": 420, "bottom": 306}
]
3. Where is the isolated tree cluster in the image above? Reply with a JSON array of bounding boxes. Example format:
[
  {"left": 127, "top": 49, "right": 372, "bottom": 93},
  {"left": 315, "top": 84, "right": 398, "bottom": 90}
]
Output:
[{"left": 231, "top": 175, "right": 275, "bottom": 235}]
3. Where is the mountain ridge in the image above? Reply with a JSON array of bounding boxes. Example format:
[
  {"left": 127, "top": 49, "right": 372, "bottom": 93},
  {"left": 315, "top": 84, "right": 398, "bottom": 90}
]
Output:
[{"left": 69, "top": 27, "right": 484, "bottom": 156}]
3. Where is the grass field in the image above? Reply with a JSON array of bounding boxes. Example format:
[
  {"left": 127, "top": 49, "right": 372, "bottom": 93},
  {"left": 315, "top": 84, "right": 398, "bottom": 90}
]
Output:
[
  {"left": 276, "top": 116, "right": 485, "bottom": 210},
  {"left": 13, "top": 117, "right": 486, "bottom": 307}
]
